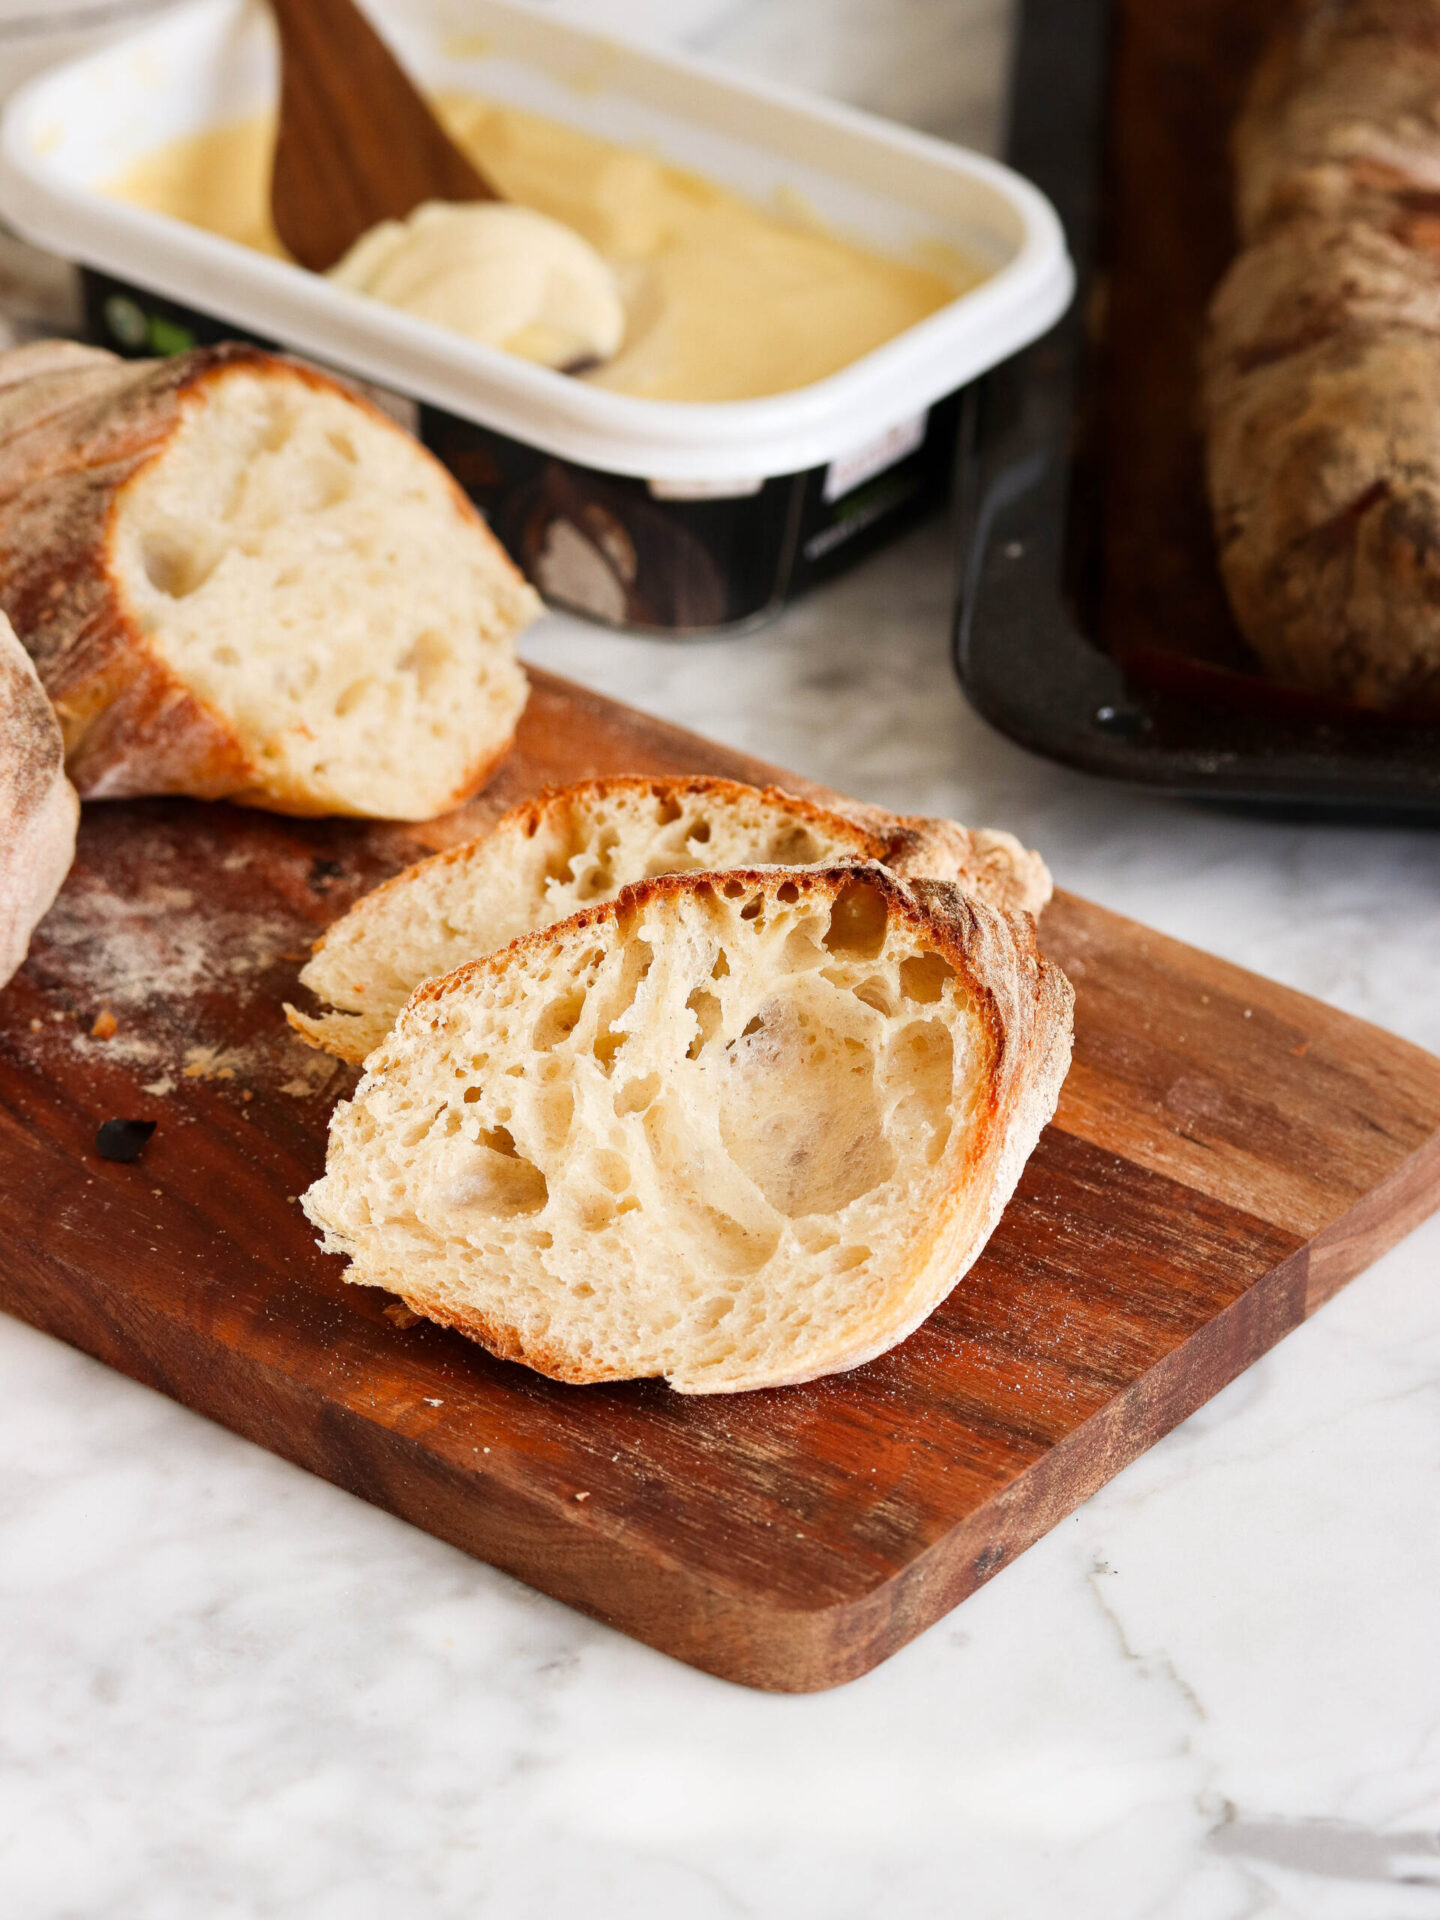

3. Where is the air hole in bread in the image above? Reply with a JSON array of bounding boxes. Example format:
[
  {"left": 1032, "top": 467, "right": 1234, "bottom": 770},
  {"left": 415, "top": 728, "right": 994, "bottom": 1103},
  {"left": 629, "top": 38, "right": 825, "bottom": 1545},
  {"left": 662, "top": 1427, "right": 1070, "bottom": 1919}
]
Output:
[
  {"left": 685, "top": 987, "right": 722, "bottom": 1059},
  {"left": 579, "top": 870, "right": 612, "bottom": 906},
  {"left": 740, "top": 897, "right": 763, "bottom": 921},
  {"left": 616, "top": 1072, "right": 660, "bottom": 1115},
  {"left": 854, "top": 977, "right": 896, "bottom": 1016},
  {"left": 823, "top": 880, "right": 889, "bottom": 960},
  {"left": 334, "top": 678, "right": 373, "bottom": 719},
  {"left": 782, "top": 927, "right": 824, "bottom": 971},
  {"left": 776, "top": 880, "right": 800, "bottom": 904},
  {"left": 580, "top": 1193, "right": 616, "bottom": 1230},
  {"left": 396, "top": 630, "right": 453, "bottom": 699},
  {"left": 438, "top": 1125, "right": 548, "bottom": 1216},
  {"left": 770, "top": 827, "right": 820, "bottom": 862},
  {"left": 711, "top": 950, "right": 730, "bottom": 980},
  {"left": 900, "top": 952, "right": 955, "bottom": 1005},
  {"left": 690, "top": 818, "right": 712, "bottom": 843},
  {"left": 723, "top": 879, "right": 746, "bottom": 899},
  {"left": 591, "top": 1150, "right": 630, "bottom": 1194},
  {"left": 890, "top": 1019, "right": 955, "bottom": 1162},
  {"left": 535, "top": 1083, "right": 574, "bottom": 1153},
  {"left": 533, "top": 990, "right": 584, "bottom": 1050},
  {"left": 259, "top": 398, "right": 293, "bottom": 453},
  {"left": 141, "top": 534, "right": 217, "bottom": 600},
  {"left": 719, "top": 997, "right": 895, "bottom": 1217},
  {"left": 654, "top": 794, "right": 683, "bottom": 825}
]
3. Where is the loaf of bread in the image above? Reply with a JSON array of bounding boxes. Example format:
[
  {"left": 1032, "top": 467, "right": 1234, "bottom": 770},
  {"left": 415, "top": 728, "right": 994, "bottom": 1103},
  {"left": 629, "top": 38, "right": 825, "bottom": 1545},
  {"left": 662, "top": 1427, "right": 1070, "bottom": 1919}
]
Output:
[
  {"left": 0, "top": 609, "right": 77, "bottom": 991},
  {"left": 1202, "top": 0, "right": 1440, "bottom": 710},
  {"left": 286, "top": 774, "right": 1054, "bottom": 1063},
  {"left": 302, "top": 863, "right": 1073, "bottom": 1393},
  {"left": 0, "top": 340, "right": 536, "bottom": 815}
]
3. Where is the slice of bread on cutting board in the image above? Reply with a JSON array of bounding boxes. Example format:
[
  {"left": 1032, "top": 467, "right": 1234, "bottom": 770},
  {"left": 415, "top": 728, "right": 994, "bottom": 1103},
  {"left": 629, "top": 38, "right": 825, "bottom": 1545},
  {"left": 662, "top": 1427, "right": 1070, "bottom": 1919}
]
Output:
[
  {"left": 302, "top": 862, "right": 1073, "bottom": 1393},
  {"left": 286, "top": 774, "right": 1054, "bottom": 1063},
  {"left": 0, "top": 339, "right": 536, "bottom": 818},
  {"left": 0, "top": 608, "right": 78, "bottom": 991}
]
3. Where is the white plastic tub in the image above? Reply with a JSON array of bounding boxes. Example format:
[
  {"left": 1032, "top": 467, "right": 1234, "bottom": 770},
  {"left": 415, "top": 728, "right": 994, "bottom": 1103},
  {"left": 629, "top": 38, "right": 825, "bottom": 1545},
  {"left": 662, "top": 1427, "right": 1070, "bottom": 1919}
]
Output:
[{"left": 0, "top": 0, "right": 1073, "bottom": 632}]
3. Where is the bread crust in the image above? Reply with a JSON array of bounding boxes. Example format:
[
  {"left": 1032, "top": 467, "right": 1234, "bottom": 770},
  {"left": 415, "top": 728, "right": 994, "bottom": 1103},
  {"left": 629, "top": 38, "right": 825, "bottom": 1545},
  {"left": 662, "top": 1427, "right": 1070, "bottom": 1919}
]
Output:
[
  {"left": 309, "top": 862, "right": 1073, "bottom": 1393},
  {"left": 286, "top": 774, "right": 1054, "bottom": 1064},
  {"left": 0, "top": 611, "right": 78, "bottom": 990},
  {"left": 1203, "top": 0, "right": 1440, "bottom": 710},
  {"left": 0, "top": 340, "right": 531, "bottom": 811}
]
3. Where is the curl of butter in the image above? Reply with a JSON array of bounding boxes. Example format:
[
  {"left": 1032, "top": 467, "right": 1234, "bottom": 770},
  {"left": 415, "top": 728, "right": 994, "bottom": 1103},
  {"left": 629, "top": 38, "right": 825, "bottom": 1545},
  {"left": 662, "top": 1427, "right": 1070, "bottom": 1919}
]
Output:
[{"left": 328, "top": 201, "right": 625, "bottom": 368}]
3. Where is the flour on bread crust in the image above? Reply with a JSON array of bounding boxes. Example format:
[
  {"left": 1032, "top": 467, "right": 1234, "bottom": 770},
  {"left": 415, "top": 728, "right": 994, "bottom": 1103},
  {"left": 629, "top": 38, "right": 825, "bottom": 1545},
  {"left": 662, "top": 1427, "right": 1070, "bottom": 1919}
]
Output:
[{"left": 0, "top": 608, "right": 77, "bottom": 990}]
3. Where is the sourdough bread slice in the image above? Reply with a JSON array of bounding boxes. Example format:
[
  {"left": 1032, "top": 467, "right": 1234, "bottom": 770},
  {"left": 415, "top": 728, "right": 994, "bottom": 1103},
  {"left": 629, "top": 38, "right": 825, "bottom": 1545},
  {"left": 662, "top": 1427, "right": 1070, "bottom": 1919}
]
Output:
[
  {"left": 287, "top": 774, "right": 1054, "bottom": 1063},
  {"left": 302, "top": 863, "right": 1073, "bottom": 1393},
  {"left": 0, "top": 340, "right": 537, "bottom": 817},
  {"left": 0, "top": 609, "right": 78, "bottom": 991}
]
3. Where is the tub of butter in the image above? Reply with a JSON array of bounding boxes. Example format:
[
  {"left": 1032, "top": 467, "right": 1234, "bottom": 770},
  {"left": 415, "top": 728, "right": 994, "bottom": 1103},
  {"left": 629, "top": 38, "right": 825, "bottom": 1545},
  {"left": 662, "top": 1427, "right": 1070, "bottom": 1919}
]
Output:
[{"left": 0, "top": 0, "right": 1071, "bottom": 635}]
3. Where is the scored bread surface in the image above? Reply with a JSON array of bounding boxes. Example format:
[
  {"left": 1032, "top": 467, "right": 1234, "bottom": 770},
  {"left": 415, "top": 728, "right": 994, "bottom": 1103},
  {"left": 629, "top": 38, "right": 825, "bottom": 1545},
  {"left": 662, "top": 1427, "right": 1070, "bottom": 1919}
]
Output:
[
  {"left": 302, "top": 863, "right": 1073, "bottom": 1394},
  {"left": 0, "top": 609, "right": 77, "bottom": 990},
  {"left": 1201, "top": 0, "right": 1440, "bottom": 709},
  {"left": 0, "top": 340, "right": 537, "bottom": 816},
  {"left": 288, "top": 774, "right": 1054, "bottom": 1063}
]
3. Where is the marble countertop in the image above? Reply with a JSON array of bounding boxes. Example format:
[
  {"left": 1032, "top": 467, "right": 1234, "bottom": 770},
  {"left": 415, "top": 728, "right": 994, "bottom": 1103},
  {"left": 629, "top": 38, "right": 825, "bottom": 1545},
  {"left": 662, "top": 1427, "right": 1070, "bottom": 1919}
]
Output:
[{"left": 3, "top": 3, "right": 1439, "bottom": 1915}]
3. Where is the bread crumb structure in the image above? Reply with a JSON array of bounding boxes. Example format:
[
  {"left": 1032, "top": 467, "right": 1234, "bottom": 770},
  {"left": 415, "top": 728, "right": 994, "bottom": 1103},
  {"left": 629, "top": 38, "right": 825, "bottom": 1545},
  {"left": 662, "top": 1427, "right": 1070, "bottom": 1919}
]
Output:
[
  {"left": 288, "top": 774, "right": 1053, "bottom": 1064},
  {"left": 0, "top": 340, "right": 536, "bottom": 817},
  {"left": 303, "top": 864, "right": 1073, "bottom": 1394}
]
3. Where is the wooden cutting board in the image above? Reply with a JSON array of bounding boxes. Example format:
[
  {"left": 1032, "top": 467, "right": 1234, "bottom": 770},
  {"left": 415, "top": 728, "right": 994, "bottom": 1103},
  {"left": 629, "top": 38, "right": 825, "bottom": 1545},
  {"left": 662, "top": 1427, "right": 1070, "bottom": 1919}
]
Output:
[{"left": 3, "top": 669, "right": 1438, "bottom": 1692}]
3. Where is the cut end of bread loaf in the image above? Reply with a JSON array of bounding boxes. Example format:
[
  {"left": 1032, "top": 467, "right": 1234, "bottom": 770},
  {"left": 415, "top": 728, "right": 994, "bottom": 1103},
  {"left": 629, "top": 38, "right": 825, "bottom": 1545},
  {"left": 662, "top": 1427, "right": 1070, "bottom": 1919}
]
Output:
[
  {"left": 107, "top": 361, "right": 534, "bottom": 817},
  {"left": 302, "top": 863, "right": 1073, "bottom": 1394},
  {"left": 0, "top": 609, "right": 77, "bottom": 989},
  {"left": 287, "top": 774, "right": 1055, "bottom": 1065}
]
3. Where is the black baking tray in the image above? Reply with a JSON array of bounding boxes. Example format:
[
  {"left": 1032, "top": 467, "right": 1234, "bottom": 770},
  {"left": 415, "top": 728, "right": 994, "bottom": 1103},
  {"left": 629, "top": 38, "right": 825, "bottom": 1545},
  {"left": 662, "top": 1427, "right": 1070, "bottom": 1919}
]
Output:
[{"left": 953, "top": 0, "right": 1440, "bottom": 813}]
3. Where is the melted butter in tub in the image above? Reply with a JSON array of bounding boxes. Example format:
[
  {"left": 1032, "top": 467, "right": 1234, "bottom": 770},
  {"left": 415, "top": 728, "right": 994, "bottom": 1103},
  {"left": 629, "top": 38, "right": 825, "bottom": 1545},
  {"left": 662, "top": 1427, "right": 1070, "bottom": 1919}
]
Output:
[{"left": 104, "top": 100, "right": 979, "bottom": 402}]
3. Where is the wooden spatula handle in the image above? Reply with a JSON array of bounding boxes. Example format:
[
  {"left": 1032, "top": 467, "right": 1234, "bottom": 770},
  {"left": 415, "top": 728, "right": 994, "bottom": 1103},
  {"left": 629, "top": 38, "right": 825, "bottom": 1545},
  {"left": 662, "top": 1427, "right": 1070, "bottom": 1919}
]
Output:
[{"left": 269, "top": 0, "right": 495, "bottom": 273}]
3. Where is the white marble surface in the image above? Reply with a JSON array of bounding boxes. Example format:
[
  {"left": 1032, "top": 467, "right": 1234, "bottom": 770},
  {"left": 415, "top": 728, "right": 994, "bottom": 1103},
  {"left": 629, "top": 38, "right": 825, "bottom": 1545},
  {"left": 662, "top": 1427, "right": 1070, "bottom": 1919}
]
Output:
[{"left": 3, "top": 3, "right": 1440, "bottom": 1916}]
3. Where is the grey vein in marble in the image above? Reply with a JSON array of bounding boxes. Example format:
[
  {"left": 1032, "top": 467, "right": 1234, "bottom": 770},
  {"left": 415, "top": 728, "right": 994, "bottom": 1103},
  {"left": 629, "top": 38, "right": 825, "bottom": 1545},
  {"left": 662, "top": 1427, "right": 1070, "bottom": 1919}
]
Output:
[{"left": 2, "top": 3, "right": 1439, "bottom": 1916}]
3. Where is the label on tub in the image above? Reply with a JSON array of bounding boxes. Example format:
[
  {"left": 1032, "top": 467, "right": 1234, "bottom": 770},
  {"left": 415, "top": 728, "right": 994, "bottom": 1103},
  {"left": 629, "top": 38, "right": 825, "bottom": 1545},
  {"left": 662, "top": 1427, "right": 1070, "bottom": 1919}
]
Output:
[
  {"left": 648, "top": 475, "right": 766, "bottom": 501},
  {"left": 822, "top": 410, "right": 929, "bottom": 504}
]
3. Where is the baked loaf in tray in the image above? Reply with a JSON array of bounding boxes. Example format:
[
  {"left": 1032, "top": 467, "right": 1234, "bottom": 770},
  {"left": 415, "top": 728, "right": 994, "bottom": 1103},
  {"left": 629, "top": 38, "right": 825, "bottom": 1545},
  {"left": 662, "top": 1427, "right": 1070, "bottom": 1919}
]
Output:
[
  {"left": 302, "top": 863, "right": 1073, "bottom": 1394},
  {"left": 0, "top": 608, "right": 77, "bottom": 991},
  {"left": 0, "top": 340, "right": 536, "bottom": 816},
  {"left": 286, "top": 773, "right": 1054, "bottom": 1063},
  {"left": 1202, "top": 0, "right": 1440, "bottom": 711}
]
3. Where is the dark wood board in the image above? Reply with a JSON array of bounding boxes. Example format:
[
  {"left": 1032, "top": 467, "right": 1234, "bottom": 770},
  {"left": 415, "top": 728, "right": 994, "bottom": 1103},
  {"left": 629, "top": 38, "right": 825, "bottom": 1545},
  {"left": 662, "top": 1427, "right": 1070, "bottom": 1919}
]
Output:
[{"left": 2, "top": 668, "right": 1439, "bottom": 1691}]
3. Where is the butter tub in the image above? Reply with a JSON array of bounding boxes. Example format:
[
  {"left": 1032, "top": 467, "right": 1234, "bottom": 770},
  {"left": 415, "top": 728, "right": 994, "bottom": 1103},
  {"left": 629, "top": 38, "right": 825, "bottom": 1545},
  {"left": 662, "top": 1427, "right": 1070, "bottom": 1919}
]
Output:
[{"left": 0, "top": 0, "right": 1071, "bottom": 635}]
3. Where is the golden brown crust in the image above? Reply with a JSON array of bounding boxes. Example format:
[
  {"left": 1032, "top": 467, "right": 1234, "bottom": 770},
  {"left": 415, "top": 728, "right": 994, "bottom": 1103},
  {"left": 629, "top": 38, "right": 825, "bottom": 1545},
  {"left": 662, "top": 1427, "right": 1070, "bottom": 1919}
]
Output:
[
  {"left": 1204, "top": 0, "right": 1440, "bottom": 710},
  {"left": 386, "top": 1284, "right": 627, "bottom": 1386}
]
